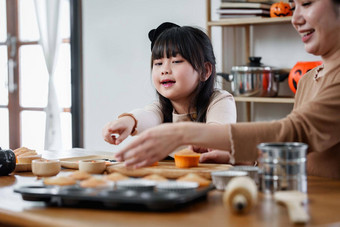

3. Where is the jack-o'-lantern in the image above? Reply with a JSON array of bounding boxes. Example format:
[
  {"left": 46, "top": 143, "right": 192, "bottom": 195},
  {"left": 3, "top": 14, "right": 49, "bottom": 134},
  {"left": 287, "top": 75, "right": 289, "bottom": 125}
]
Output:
[
  {"left": 288, "top": 61, "right": 323, "bottom": 93},
  {"left": 270, "top": 2, "right": 293, "bottom": 17}
]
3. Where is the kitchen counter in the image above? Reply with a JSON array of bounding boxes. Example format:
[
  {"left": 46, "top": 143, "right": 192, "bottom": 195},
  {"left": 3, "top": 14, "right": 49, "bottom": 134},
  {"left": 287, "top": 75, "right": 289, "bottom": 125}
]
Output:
[{"left": 1, "top": 149, "right": 340, "bottom": 227}]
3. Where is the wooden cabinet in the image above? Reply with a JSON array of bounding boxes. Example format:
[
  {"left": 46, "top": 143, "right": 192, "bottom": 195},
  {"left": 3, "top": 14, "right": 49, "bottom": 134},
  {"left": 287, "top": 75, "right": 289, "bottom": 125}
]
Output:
[{"left": 206, "top": 0, "right": 294, "bottom": 122}]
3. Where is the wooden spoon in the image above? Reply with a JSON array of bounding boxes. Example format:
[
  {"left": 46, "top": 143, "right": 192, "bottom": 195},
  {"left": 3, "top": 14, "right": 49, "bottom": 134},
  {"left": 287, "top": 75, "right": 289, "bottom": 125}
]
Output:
[{"left": 274, "top": 190, "right": 309, "bottom": 224}]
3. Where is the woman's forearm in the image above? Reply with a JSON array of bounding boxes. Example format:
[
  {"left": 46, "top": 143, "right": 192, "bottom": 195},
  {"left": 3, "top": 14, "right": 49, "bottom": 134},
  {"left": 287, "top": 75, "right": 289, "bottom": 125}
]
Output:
[
  {"left": 115, "top": 122, "right": 232, "bottom": 168},
  {"left": 176, "top": 122, "right": 232, "bottom": 151}
]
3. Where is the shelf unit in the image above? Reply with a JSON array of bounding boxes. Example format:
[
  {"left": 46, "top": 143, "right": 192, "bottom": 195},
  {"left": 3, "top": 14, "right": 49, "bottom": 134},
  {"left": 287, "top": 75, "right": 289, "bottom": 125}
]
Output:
[
  {"left": 234, "top": 96, "right": 294, "bottom": 121},
  {"left": 206, "top": 0, "right": 294, "bottom": 121},
  {"left": 234, "top": 96, "right": 294, "bottom": 104},
  {"left": 206, "top": 0, "right": 292, "bottom": 58},
  {"left": 207, "top": 17, "right": 292, "bottom": 30},
  {"left": 206, "top": 0, "right": 292, "bottom": 35}
]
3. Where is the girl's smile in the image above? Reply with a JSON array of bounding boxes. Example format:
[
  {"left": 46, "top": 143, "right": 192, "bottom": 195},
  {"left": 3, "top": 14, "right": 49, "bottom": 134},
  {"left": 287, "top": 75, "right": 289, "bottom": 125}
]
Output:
[{"left": 160, "top": 78, "right": 176, "bottom": 88}]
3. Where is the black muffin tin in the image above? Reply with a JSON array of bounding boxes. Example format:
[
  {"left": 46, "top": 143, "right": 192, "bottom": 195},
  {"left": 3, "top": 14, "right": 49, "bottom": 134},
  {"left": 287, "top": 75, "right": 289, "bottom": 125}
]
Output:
[{"left": 14, "top": 184, "right": 214, "bottom": 211}]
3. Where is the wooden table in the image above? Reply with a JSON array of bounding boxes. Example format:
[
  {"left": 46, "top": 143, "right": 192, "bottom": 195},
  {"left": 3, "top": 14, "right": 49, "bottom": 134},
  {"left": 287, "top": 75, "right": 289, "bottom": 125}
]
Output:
[{"left": 1, "top": 149, "right": 340, "bottom": 227}]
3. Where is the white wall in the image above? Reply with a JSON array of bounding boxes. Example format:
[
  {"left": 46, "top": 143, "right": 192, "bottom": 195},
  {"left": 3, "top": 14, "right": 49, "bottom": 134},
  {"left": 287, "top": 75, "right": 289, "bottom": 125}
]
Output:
[
  {"left": 82, "top": 0, "right": 321, "bottom": 152},
  {"left": 82, "top": 0, "right": 206, "bottom": 152}
]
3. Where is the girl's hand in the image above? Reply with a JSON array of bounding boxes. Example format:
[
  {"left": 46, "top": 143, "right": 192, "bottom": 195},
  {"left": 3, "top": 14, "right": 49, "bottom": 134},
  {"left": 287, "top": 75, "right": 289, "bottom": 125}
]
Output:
[
  {"left": 199, "top": 149, "right": 232, "bottom": 164},
  {"left": 102, "top": 117, "right": 135, "bottom": 145},
  {"left": 188, "top": 145, "right": 208, "bottom": 154},
  {"left": 115, "top": 123, "right": 182, "bottom": 168},
  {"left": 190, "top": 145, "right": 232, "bottom": 164}
]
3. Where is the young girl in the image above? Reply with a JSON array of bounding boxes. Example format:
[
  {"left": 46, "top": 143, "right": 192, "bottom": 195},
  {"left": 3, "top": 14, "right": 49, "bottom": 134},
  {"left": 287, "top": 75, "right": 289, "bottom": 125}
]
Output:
[
  {"left": 115, "top": 1, "right": 340, "bottom": 179},
  {"left": 102, "top": 22, "right": 236, "bottom": 163}
]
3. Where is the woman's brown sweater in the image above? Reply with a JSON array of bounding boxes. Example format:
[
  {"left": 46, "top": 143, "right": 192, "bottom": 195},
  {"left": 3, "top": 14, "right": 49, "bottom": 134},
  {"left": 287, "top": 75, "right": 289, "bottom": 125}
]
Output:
[{"left": 230, "top": 64, "right": 340, "bottom": 179}]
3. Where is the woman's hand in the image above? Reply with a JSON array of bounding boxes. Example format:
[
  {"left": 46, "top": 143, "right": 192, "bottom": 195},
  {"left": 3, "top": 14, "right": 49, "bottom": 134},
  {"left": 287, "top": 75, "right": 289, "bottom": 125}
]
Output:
[
  {"left": 102, "top": 116, "right": 135, "bottom": 145},
  {"left": 115, "top": 123, "right": 183, "bottom": 168},
  {"left": 115, "top": 122, "right": 231, "bottom": 168}
]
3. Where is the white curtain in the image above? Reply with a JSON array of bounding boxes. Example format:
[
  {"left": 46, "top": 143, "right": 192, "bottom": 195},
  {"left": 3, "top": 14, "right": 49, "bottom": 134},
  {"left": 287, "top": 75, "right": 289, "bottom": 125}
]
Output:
[{"left": 34, "top": 0, "right": 63, "bottom": 150}]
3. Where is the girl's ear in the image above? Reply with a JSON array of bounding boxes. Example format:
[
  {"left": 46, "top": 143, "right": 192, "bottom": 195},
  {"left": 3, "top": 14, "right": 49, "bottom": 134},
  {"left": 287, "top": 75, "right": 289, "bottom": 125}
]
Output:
[{"left": 201, "top": 62, "right": 213, "bottom": 81}]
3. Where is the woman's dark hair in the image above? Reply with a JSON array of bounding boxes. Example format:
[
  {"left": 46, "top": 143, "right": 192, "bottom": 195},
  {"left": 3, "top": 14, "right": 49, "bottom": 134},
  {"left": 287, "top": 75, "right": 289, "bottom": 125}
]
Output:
[{"left": 150, "top": 24, "right": 216, "bottom": 123}]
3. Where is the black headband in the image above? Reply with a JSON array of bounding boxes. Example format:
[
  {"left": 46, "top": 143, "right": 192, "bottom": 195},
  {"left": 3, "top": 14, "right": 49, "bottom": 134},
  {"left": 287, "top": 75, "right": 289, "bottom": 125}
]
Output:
[{"left": 148, "top": 22, "right": 180, "bottom": 51}]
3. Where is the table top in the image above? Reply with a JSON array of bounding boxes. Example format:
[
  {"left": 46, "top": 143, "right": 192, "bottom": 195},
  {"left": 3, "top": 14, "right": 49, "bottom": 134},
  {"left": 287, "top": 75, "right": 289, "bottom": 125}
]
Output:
[{"left": 1, "top": 149, "right": 340, "bottom": 227}]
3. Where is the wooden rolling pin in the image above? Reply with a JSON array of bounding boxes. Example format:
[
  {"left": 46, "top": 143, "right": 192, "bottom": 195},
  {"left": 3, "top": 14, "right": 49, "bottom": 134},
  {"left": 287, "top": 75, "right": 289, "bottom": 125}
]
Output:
[{"left": 223, "top": 176, "right": 258, "bottom": 214}]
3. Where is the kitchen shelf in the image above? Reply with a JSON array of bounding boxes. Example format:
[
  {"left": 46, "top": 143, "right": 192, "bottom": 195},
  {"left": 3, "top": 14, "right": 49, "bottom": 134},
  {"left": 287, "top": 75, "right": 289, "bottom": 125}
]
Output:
[
  {"left": 205, "top": 0, "right": 292, "bottom": 36},
  {"left": 234, "top": 96, "right": 294, "bottom": 122},
  {"left": 234, "top": 96, "right": 294, "bottom": 104},
  {"left": 206, "top": 0, "right": 295, "bottom": 122},
  {"left": 207, "top": 17, "right": 292, "bottom": 27}
]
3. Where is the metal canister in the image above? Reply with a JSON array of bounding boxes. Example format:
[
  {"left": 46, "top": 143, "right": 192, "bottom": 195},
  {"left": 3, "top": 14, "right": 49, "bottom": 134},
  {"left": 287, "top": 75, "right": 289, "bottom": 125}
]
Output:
[{"left": 257, "top": 142, "right": 308, "bottom": 193}]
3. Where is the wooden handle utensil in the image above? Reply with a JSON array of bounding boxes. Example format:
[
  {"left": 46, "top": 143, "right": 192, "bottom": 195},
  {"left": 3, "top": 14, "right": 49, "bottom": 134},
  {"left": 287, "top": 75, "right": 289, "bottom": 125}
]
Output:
[{"left": 274, "top": 190, "right": 309, "bottom": 224}]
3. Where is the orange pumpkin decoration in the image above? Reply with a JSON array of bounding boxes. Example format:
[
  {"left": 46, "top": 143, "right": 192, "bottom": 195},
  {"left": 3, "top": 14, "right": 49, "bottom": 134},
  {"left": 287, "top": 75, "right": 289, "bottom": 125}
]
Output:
[
  {"left": 288, "top": 61, "right": 323, "bottom": 93},
  {"left": 270, "top": 2, "right": 293, "bottom": 17}
]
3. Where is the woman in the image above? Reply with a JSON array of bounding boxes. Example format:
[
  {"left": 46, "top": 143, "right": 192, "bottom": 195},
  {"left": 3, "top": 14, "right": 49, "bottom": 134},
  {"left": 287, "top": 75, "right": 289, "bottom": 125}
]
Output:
[{"left": 115, "top": 0, "right": 340, "bottom": 179}]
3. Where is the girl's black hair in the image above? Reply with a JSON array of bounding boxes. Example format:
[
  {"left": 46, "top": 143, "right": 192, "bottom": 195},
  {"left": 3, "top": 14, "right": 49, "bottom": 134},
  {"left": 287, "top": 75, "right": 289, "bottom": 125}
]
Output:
[{"left": 150, "top": 24, "right": 216, "bottom": 123}]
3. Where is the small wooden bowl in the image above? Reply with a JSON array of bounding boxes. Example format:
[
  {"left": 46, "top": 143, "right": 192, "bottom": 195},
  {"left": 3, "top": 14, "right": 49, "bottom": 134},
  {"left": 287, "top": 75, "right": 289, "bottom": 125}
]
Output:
[
  {"left": 32, "top": 159, "right": 61, "bottom": 177},
  {"left": 79, "top": 160, "right": 106, "bottom": 174}
]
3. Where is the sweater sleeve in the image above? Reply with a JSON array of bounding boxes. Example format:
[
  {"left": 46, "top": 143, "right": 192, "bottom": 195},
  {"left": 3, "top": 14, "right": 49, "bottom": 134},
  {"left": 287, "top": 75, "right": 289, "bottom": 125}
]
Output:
[
  {"left": 230, "top": 77, "right": 340, "bottom": 163},
  {"left": 130, "top": 102, "right": 163, "bottom": 134}
]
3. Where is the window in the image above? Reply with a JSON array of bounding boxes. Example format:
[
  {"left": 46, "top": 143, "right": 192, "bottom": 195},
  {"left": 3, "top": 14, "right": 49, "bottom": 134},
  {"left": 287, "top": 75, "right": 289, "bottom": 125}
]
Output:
[{"left": 0, "top": 0, "right": 82, "bottom": 150}]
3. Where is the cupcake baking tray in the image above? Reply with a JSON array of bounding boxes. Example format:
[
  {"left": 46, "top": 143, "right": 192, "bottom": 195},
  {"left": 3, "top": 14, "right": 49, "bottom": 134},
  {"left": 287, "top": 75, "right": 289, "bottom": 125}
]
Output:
[{"left": 14, "top": 182, "right": 214, "bottom": 211}]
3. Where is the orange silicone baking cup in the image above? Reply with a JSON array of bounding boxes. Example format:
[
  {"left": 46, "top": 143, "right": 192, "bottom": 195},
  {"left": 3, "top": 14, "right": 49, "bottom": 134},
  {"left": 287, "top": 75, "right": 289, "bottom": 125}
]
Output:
[{"left": 174, "top": 154, "right": 200, "bottom": 168}]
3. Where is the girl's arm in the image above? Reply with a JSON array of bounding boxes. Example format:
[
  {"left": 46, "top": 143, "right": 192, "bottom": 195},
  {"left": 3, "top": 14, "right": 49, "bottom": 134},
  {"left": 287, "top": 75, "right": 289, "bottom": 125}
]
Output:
[
  {"left": 198, "top": 90, "right": 237, "bottom": 164},
  {"left": 130, "top": 102, "right": 163, "bottom": 134},
  {"left": 102, "top": 102, "right": 163, "bottom": 145},
  {"left": 206, "top": 90, "right": 236, "bottom": 124},
  {"left": 115, "top": 122, "right": 231, "bottom": 168}
]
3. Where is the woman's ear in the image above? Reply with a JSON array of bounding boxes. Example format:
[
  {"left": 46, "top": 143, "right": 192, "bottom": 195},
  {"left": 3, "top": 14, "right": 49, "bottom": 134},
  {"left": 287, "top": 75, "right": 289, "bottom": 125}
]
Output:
[{"left": 202, "top": 62, "right": 212, "bottom": 81}]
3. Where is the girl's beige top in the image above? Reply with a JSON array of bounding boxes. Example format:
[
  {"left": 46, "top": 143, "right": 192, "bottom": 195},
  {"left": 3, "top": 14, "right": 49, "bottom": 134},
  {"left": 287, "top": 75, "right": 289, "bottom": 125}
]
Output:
[
  {"left": 230, "top": 64, "right": 340, "bottom": 179},
  {"left": 130, "top": 89, "right": 237, "bottom": 132}
]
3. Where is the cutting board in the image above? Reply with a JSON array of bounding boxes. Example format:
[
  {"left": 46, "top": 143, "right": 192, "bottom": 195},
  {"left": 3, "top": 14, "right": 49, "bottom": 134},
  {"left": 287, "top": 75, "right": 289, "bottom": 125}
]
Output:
[
  {"left": 106, "top": 162, "right": 232, "bottom": 179},
  {"left": 60, "top": 155, "right": 117, "bottom": 169}
]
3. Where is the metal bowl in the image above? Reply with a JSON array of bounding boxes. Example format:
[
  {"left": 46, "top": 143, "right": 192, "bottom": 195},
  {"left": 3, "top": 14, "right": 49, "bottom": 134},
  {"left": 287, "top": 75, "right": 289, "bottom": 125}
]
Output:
[
  {"left": 211, "top": 171, "right": 248, "bottom": 190},
  {"left": 231, "top": 166, "right": 260, "bottom": 187}
]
